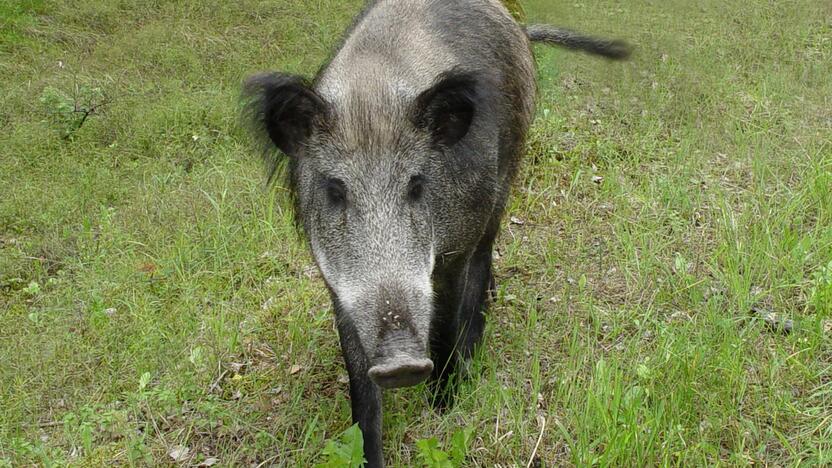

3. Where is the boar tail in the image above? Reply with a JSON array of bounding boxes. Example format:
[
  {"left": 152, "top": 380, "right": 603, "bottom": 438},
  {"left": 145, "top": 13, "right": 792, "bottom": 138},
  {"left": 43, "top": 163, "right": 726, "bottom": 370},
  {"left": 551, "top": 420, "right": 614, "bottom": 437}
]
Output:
[{"left": 525, "top": 24, "right": 632, "bottom": 60}]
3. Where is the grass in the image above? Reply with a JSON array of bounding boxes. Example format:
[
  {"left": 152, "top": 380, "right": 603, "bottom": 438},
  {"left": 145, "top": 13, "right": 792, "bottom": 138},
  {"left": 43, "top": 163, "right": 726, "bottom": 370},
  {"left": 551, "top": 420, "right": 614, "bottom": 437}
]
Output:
[{"left": 1, "top": 0, "right": 830, "bottom": 465}]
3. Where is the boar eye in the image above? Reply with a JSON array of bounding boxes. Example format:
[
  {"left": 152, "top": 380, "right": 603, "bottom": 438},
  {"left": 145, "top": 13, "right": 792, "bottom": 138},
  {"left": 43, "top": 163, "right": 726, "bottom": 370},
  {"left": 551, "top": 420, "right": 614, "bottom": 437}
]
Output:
[
  {"left": 407, "top": 175, "right": 425, "bottom": 202},
  {"left": 326, "top": 178, "right": 346, "bottom": 206}
]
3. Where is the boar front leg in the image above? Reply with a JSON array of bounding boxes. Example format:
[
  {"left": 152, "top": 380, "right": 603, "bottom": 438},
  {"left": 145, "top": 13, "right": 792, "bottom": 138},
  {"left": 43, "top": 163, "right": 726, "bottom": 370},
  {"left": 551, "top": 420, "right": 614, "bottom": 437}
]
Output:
[
  {"left": 335, "top": 315, "right": 384, "bottom": 467},
  {"left": 428, "top": 233, "right": 495, "bottom": 407},
  {"left": 455, "top": 228, "right": 498, "bottom": 363}
]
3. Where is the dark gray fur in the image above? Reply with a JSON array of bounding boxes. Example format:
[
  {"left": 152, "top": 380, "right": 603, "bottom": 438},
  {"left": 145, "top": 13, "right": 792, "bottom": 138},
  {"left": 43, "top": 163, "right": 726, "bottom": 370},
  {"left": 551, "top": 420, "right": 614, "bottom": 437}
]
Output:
[
  {"left": 242, "top": 1, "right": 630, "bottom": 466},
  {"left": 525, "top": 24, "right": 632, "bottom": 59}
]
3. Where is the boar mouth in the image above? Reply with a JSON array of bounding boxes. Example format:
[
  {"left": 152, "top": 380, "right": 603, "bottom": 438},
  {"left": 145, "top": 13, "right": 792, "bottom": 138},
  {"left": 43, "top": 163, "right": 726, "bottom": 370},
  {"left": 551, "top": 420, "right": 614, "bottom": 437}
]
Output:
[{"left": 368, "top": 354, "right": 434, "bottom": 389}]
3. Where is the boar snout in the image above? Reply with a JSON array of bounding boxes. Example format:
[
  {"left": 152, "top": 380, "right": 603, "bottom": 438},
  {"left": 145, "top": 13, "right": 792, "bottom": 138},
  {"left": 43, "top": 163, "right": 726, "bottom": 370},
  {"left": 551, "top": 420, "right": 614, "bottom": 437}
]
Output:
[{"left": 368, "top": 330, "right": 433, "bottom": 389}]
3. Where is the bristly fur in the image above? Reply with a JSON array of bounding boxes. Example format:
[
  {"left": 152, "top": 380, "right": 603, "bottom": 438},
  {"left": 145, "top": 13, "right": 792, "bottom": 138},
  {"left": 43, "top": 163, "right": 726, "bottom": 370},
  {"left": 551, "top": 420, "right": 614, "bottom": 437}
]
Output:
[
  {"left": 412, "top": 70, "right": 481, "bottom": 150},
  {"left": 525, "top": 24, "right": 632, "bottom": 60},
  {"left": 241, "top": 72, "right": 295, "bottom": 185},
  {"left": 238, "top": 2, "right": 630, "bottom": 464},
  {"left": 241, "top": 72, "right": 321, "bottom": 233},
  {"left": 241, "top": 72, "right": 327, "bottom": 186}
]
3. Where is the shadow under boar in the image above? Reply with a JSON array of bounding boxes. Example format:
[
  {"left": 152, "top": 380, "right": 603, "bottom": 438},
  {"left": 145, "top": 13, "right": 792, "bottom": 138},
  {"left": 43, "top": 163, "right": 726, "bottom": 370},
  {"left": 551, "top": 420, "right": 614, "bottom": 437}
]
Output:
[{"left": 243, "top": 0, "right": 630, "bottom": 465}]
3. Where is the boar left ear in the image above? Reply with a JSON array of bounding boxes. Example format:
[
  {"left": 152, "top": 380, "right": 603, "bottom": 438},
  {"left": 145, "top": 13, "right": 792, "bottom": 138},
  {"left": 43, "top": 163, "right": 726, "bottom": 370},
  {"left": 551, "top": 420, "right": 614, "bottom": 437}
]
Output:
[
  {"left": 243, "top": 72, "right": 328, "bottom": 157},
  {"left": 413, "top": 71, "right": 479, "bottom": 148}
]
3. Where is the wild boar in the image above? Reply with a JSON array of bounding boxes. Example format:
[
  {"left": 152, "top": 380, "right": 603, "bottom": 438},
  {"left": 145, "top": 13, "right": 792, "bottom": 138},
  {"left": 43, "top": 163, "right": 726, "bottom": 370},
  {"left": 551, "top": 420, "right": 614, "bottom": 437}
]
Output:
[{"left": 244, "top": 1, "right": 629, "bottom": 465}]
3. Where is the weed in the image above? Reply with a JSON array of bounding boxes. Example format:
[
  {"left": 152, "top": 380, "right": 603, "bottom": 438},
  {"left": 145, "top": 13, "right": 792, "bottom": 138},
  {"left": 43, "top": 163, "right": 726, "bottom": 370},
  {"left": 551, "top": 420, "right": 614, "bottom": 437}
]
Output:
[
  {"left": 316, "top": 424, "right": 366, "bottom": 468},
  {"left": 39, "top": 84, "right": 107, "bottom": 140},
  {"left": 414, "top": 427, "right": 474, "bottom": 468}
]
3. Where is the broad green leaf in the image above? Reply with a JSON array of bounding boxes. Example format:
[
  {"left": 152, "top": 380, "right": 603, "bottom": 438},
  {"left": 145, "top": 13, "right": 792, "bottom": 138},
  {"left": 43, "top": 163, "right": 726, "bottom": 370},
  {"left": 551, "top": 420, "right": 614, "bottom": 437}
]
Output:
[
  {"left": 316, "top": 424, "right": 366, "bottom": 468},
  {"left": 449, "top": 427, "right": 475, "bottom": 465},
  {"left": 416, "top": 438, "right": 452, "bottom": 468}
]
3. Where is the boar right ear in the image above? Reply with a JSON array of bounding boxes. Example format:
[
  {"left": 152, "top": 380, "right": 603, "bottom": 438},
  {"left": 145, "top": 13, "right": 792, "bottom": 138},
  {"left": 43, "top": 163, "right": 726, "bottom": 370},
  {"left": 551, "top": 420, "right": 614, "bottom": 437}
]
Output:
[
  {"left": 243, "top": 72, "right": 327, "bottom": 156},
  {"left": 413, "top": 71, "right": 479, "bottom": 148}
]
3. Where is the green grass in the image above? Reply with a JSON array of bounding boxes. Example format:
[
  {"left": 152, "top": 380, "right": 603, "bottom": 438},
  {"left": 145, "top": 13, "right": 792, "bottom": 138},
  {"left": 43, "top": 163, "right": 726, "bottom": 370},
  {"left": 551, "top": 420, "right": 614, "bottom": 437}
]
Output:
[{"left": 1, "top": 0, "right": 830, "bottom": 465}]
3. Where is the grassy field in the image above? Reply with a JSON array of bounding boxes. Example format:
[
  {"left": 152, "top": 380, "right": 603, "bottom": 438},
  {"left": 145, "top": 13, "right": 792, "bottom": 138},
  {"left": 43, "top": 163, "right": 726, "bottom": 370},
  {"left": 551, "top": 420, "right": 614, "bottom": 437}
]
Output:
[{"left": 1, "top": 0, "right": 830, "bottom": 465}]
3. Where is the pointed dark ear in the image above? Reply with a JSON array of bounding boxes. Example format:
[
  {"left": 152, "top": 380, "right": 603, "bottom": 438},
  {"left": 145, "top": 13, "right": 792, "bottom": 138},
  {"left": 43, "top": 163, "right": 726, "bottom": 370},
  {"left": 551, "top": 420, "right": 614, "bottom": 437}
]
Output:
[
  {"left": 243, "top": 72, "right": 328, "bottom": 156},
  {"left": 413, "top": 71, "right": 479, "bottom": 148}
]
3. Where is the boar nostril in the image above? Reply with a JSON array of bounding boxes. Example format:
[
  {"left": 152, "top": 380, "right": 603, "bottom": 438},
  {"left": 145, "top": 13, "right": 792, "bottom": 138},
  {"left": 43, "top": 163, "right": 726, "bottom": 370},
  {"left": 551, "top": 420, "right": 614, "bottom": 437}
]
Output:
[{"left": 368, "top": 357, "right": 433, "bottom": 389}]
